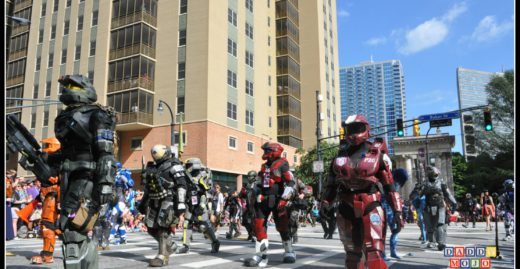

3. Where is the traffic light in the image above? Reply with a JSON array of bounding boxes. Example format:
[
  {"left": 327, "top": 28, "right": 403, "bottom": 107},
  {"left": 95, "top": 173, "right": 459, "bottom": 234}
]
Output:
[
  {"left": 413, "top": 119, "right": 420, "bottom": 136},
  {"left": 339, "top": 127, "right": 345, "bottom": 140},
  {"left": 484, "top": 109, "right": 493, "bottom": 131},
  {"left": 396, "top": 119, "right": 404, "bottom": 137}
]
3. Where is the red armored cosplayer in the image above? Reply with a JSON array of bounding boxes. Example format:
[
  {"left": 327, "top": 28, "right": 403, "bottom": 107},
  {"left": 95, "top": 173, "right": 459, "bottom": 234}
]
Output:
[
  {"left": 322, "top": 115, "right": 404, "bottom": 269},
  {"left": 244, "top": 142, "right": 296, "bottom": 267}
]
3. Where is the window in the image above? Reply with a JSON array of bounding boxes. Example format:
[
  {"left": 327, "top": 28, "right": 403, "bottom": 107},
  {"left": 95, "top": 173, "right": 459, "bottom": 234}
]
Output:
[
  {"left": 268, "top": 96, "right": 271, "bottom": 106},
  {"left": 267, "top": 16, "right": 270, "bottom": 27},
  {"left": 246, "top": 110, "right": 254, "bottom": 126},
  {"left": 43, "top": 111, "right": 49, "bottom": 127},
  {"left": 247, "top": 141, "right": 254, "bottom": 153},
  {"left": 180, "top": 0, "right": 187, "bottom": 14},
  {"left": 45, "top": 82, "right": 52, "bottom": 96},
  {"left": 245, "top": 50, "right": 254, "bottom": 67},
  {"left": 227, "top": 70, "right": 237, "bottom": 87},
  {"left": 77, "top": 15, "right": 83, "bottom": 31},
  {"left": 268, "top": 55, "right": 271, "bottom": 66},
  {"left": 41, "top": 3, "right": 46, "bottom": 17},
  {"left": 90, "top": 41, "right": 96, "bottom": 56},
  {"left": 64, "top": 20, "right": 70, "bottom": 35},
  {"left": 294, "top": 155, "right": 298, "bottom": 163},
  {"left": 48, "top": 53, "right": 54, "bottom": 68},
  {"left": 228, "top": 136, "right": 237, "bottom": 149},
  {"left": 227, "top": 39, "right": 237, "bottom": 56},
  {"left": 61, "top": 49, "right": 67, "bottom": 64},
  {"left": 33, "top": 85, "right": 39, "bottom": 99},
  {"left": 246, "top": 0, "right": 253, "bottom": 12},
  {"left": 31, "top": 113, "right": 37, "bottom": 128},
  {"left": 227, "top": 102, "right": 237, "bottom": 120},
  {"left": 36, "top": 57, "right": 41, "bottom": 71},
  {"left": 245, "top": 80, "right": 254, "bottom": 96},
  {"left": 88, "top": 71, "right": 94, "bottom": 83},
  {"left": 268, "top": 75, "right": 271, "bottom": 86},
  {"left": 179, "top": 30, "right": 186, "bottom": 46},
  {"left": 130, "top": 137, "right": 143, "bottom": 150},
  {"left": 245, "top": 23, "right": 254, "bottom": 39},
  {"left": 38, "top": 29, "right": 44, "bottom": 43},
  {"left": 269, "top": 116, "right": 272, "bottom": 127},
  {"left": 227, "top": 9, "right": 237, "bottom": 26},
  {"left": 175, "top": 132, "right": 187, "bottom": 146},
  {"left": 75, "top": 45, "right": 81, "bottom": 60},
  {"left": 177, "top": 96, "right": 185, "bottom": 113},
  {"left": 268, "top": 36, "right": 271, "bottom": 46},
  {"left": 67, "top": 0, "right": 71, "bottom": 7},
  {"left": 92, "top": 10, "right": 98, "bottom": 26},
  {"left": 178, "top": 62, "right": 185, "bottom": 79},
  {"left": 51, "top": 25, "right": 56, "bottom": 39},
  {"left": 53, "top": 0, "right": 59, "bottom": 12}
]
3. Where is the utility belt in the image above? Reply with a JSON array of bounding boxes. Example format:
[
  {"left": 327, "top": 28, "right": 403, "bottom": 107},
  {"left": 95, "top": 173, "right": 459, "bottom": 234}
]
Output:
[
  {"left": 60, "top": 159, "right": 97, "bottom": 172},
  {"left": 339, "top": 184, "right": 379, "bottom": 195},
  {"left": 148, "top": 189, "right": 172, "bottom": 201},
  {"left": 340, "top": 192, "right": 382, "bottom": 218}
]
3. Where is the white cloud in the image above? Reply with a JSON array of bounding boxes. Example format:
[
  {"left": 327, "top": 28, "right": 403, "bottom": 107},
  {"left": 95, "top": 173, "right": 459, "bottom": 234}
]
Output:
[
  {"left": 397, "top": 2, "right": 467, "bottom": 55},
  {"left": 337, "top": 9, "right": 350, "bottom": 17},
  {"left": 470, "top": 15, "right": 514, "bottom": 42},
  {"left": 365, "top": 37, "right": 387, "bottom": 46}
]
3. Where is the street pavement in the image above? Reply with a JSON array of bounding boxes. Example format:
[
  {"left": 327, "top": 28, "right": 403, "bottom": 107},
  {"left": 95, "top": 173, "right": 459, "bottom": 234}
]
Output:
[{"left": 5, "top": 221, "right": 514, "bottom": 268}]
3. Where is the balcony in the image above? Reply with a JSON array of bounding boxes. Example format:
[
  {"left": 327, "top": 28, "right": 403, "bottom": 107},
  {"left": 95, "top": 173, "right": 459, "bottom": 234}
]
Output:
[
  {"left": 8, "top": 49, "right": 27, "bottom": 61},
  {"left": 109, "top": 43, "right": 155, "bottom": 60},
  {"left": 108, "top": 77, "right": 154, "bottom": 93},
  {"left": 13, "top": 0, "right": 32, "bottom": 12},
  {"left": 6, "top": 75, "right": 24, "bottom": 87},
  {"left": 11, "top": 24, "right": 30, "bottom": 36},
  {"left": 115, "top": 111, "right": 153, "bottom": 131},
  {"left": 111, "top": 11, "right": 157, "bottom": 29}
]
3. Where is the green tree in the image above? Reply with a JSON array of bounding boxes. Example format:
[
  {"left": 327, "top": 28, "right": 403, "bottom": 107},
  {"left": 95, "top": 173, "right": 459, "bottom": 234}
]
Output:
[
  {"left": 474, "top": 70, "right": 514, "bottom": 156},
  {"left": 451, "top": 152, "right": 468, "bottom": 199},
  {"left": 294, "top": 142, "right": 339, "bottom": 187}
]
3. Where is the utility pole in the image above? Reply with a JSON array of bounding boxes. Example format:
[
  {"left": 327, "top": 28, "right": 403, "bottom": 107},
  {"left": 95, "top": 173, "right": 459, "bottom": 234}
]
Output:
[{"left": 316, "top": 91, "right": 323, "bottom": 198}]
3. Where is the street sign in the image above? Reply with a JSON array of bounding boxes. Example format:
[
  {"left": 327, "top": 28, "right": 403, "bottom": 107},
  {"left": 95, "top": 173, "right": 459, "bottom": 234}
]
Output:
[
  {"left": 430, "top": 119, "right": 452, "bottom": 128},
  {"left": 313, "top": 160, "right": 324, "bottom": 173},
  {"left": 418, "top": 111, "right": 460, "bottom": 122}
]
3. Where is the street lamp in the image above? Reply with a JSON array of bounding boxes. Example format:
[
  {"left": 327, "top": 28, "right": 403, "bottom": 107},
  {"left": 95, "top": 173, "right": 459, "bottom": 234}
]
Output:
[
  {"left": 7, "top": 15, "right": 31, "bottom": 25},
  {"left": 157, "top": 100, "right": 175, "bottom": 148},
  {"left": 316, "top": 91, "right": 323, "bottom": 198}
]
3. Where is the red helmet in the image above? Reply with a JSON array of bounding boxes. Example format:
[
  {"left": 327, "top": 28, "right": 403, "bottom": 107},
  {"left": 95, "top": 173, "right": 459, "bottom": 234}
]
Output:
[
  {"left": 261, "top": 142, "right": 284, "bottom": 160},
  {"left": 343, "top": 115, "right": 370, "bottom": 146}
]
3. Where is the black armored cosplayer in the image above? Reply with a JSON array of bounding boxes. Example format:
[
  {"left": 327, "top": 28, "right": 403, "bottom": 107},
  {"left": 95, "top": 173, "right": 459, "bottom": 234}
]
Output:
[
  {"left": 54, "top": 75, "right": 117, "bottom": 269},
  {"left": 139, "top": 145, "right": 188, "bottom": 267}
]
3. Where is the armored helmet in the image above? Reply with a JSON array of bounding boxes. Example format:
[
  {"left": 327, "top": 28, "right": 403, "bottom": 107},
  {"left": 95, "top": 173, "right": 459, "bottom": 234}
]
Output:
[
  {"left": 426, "top": 166, "right": 440, "bottom": 181},
  {"left": 247, "top": 170, "right": 257, "bottom": 183},
  {"left": 41, "top": 137, "right": 61, "bottom": 154},
  {"left": 465, "top": 193, "right": 472, "bottom": 199},
  {"left": 261, "top": 142, "right": 284, "bottom": 160},
  {"left": 185, "top": 158, "right": 203, "bottom": 174},
  {"left": 58, "top": 75, "right": 97, "bottom": 106},
  {"left": 503, "top": 179, "right": 514, "bottom": 191},
  {"left": 116, "top": 162, "right": 123, "bottom": 170},
  {"left": 151, "top": 144, "right": 172, "bottom": 164},
  {"left": 343, "top": 114, "right": 370, "bottom": 146}
]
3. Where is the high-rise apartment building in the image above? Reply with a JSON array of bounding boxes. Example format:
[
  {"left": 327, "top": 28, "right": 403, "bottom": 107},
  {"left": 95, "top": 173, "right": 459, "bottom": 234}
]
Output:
[
  {"left": 456, "top": 67, "right": 505, "bottom": 160},
  {"left": 339, "top": 60, "right": 407, "bottom": 155},
  {"left": 6, "top": 0, "right": 340, "bottom": 189}
]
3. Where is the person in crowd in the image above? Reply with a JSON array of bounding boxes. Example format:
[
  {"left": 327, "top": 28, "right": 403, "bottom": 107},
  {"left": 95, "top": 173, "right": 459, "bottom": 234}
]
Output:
[
  {"left": 412, "top": 193, "right": 427, "bottom": 243},
  {"left": 288, "top": 179, "right": 307, "bottom": 243},
  {"left": 382, "top": 168, "right": 409, "bottom": 260},
  {"left": 211, "top": 184, "right": 225, "bottom": 231},
  {"left": 6, "top": 170, "right": 17, "bottom": 242},
  {"left": 225, "top": 189, "right": 243, "bottom": 239},
  {"left": 481, "top": 189, "right": 496, "bottom": 231},
  {"left": 461, "top": 193, "right": 478, "bottom": 228},
  {"left": 497, "top": 179, "right": 514, "bottom": 241}
]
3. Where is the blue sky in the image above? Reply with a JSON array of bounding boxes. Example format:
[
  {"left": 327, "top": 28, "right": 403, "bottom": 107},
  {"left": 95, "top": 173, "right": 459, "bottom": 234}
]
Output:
[{"left": 335, "top": 0, "right": 515, "bottom": 153}]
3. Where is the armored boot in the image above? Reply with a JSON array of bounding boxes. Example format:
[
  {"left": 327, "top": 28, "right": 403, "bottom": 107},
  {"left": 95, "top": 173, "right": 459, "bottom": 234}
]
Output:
[
  {"left": 390, "top": 235, "right": 401, "bottom": 259},
  {"left": 32, "top": 227, "right": 56, "bottom": 264},
  {"left": 150, "top": 230, "right": 171, "bottom": 267},
  {"left": 282, "top": 240, "right": 296, "bottom": 263},
  {"left": 177, "top": 220, "right": 192, "bottom": 254},
  {"left": 201, "top": 223, "right": 220, "bottom": 254},
  {"left": 244, "top": 239, "right": 268, "bottom": 267},
  {"left": 62, "top": 231, "right": 99, "bottom": 269}
]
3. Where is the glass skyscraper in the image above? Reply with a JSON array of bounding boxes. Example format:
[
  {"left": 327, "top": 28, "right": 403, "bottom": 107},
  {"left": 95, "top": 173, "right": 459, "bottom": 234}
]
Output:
[
  {"left": 456, "top": 67, "right": 504, "bottom": 160},
  {"left": 339, "top": 60, "right": 407, "bottom": 155}
]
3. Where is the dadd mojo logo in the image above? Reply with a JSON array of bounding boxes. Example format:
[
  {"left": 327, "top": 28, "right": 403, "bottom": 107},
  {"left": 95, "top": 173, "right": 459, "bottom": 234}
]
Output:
[{"left": 444, "top": 246, "right": 495, "bottom": 268}]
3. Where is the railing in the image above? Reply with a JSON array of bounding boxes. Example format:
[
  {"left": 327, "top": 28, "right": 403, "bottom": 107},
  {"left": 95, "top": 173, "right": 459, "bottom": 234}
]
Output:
[
  {"left": 109, "top": 43, "right": 155, "bottom": 60},
  {"left": 6, "top": 75, "right": 25, "bottom": 87},
  {"left": 8, "top": 49, "right": 27, "bottom": 61},
  {"left": 11, "top": 24, "right": 30, "bottom": 36},
  {"left": 108, "top": 77, "right": 154, "bottom": 93},
  {"left": 111, "top": 10, "right": 157, "bottom": 29},
  {"left": 13, "top": 0, "right": 32, "bottom": 12},
  {"left": 116, "top": 111, "right": 153, "bottom": 125}
]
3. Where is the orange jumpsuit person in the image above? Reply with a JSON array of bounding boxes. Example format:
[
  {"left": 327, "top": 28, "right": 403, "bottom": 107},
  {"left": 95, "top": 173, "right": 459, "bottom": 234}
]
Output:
[{"left": 17, "top": 137, "right": 62, "bottom": 264}]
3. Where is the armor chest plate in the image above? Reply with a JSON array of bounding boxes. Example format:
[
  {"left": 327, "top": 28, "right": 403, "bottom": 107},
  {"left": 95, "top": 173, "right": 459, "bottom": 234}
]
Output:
[
  {"left": 260, "top": 161, "right": 283, "bottom": 188},
  {"left": 332, "top": 152, "right": 380, "bottom": 190}
]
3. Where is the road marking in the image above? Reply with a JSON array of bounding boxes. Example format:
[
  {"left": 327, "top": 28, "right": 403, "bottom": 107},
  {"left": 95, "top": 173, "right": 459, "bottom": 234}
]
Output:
[{"left": 181, "top": 249, "right": 286, "bottom": 268}]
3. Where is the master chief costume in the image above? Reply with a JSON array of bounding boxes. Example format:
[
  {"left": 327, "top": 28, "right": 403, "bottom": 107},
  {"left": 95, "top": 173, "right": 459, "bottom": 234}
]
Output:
[
  {"left": 139, "top": 144, "right": 188, "bottom": 267},
  {"left": 409, "top": 166, "right": 457, "bottom": 251},
  {"left": 176, "top": 157, "right": 220, "bottom": 254},
  {"left": 54, "top": 75, "right": 117, "bottom": 269}
]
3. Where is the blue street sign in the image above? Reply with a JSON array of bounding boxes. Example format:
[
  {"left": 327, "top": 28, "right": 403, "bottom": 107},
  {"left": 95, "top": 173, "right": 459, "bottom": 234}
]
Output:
[{"left": 418, "top": 111, "right": 460, "bottom": 121}]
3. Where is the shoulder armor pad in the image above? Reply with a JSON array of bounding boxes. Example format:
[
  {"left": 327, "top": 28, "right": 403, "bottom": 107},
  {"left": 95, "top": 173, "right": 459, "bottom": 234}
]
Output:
[{"left": 171, "top": 164, "right": 185, "bottom": 173}]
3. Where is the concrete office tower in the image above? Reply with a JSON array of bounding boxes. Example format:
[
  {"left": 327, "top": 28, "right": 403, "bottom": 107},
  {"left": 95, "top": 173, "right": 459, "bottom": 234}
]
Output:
[
  {"left": 456, "top": 67, "right": 505, "bottom": 160},
  {"left": 339, "top": 60, "right": 407, "bottom": 155},
  {"left": 7, "top": 0, "right": 339, "bottom": 188}
]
